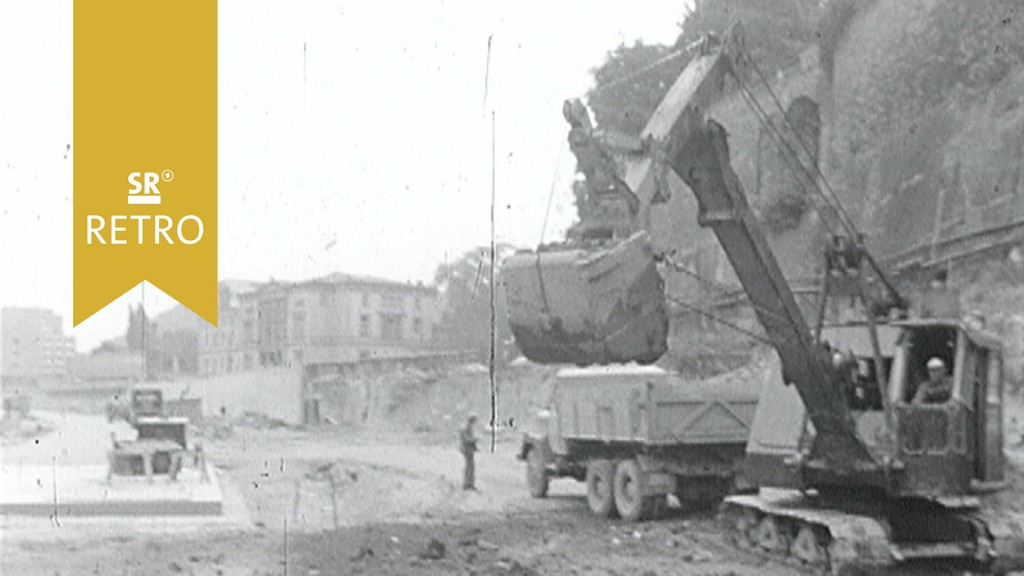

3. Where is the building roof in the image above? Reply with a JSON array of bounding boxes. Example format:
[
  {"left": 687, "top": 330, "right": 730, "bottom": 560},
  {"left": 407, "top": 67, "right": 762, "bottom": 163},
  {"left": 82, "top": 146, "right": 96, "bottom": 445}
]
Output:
[
  {"left": 301, "top": 272, "right": 437, "bottom": 293},
  {"left": 220, "top": 278, "right": 260, "bottom": 295}
]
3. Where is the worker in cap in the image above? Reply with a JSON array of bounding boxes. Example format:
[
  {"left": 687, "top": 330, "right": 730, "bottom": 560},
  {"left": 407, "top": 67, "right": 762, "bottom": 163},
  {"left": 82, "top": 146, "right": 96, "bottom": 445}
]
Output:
[
  {"left": 459, "top": 414, "right": 479, "bottom": 490},
  {"left": 914, "top": 357, "right": 953, "bottom": 404}
]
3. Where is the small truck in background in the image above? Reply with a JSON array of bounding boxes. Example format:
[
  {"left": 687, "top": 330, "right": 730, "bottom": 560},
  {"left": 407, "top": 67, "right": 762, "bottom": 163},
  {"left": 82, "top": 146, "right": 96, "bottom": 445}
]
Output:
[{"left": 519, "top": 364, "right": 762, "bottom": 521}]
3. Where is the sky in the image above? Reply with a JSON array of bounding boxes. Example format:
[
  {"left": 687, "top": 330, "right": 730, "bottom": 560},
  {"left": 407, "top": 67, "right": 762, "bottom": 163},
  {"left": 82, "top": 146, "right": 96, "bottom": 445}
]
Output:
[{"left": 1, "top": 0, "right": 690, "bottom": 352}]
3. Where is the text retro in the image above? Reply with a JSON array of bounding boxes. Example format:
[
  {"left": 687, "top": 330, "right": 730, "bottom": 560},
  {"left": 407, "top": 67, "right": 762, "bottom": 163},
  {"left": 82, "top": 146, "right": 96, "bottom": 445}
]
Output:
[{"left": 85, "top": 170, "right": 205, "bottom": 245}]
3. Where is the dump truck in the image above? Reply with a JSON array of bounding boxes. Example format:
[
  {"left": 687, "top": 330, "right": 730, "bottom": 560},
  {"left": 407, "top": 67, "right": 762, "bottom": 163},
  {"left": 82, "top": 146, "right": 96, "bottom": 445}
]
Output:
[
  {"left": 520, "top": 364, "right": 762, "bottom": 521},
  {"left": 504, "top": 23, "right": 1024, "bottom": 574}
]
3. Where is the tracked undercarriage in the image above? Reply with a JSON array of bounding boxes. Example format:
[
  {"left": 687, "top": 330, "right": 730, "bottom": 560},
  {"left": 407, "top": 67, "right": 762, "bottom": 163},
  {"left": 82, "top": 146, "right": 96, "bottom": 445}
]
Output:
[{"left": 721, "top": 490, "right": 1024, "bottom": 574}]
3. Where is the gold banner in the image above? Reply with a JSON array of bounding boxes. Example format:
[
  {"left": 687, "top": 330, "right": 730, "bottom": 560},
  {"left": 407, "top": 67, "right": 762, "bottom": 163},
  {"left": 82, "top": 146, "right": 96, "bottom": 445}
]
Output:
[{"left": 74, "top": 0, "right": 218, "bottom": 326}]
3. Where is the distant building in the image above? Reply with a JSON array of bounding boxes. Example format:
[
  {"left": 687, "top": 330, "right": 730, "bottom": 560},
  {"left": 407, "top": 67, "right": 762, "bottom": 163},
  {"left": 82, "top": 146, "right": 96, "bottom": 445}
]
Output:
[
  {"left": 0, "top": 307, "right": 76, "bottom": 387},
  {"left": 66, "top": 348, "right": 144, "bottom": 388},
  {"left": 191, "top": 274, "right": 441, "bottom": 376},
  {"left": 150, "top": 304, "right": 206, "bottom": 377}
]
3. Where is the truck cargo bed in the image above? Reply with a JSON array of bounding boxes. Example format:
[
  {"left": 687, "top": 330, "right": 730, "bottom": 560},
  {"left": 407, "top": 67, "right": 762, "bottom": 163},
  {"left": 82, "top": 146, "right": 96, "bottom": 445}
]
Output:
[{"left": 553, "top": 365, "right": 758, "bottom": 446}]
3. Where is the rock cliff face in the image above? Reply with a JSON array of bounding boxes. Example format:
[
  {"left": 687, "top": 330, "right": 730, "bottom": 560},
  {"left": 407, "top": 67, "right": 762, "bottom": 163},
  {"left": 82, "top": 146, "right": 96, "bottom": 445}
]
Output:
[
  {"left": 662, "top": 1, "right": 1024, "bottom": 384},
  {"left": 828, "top": 0, "right": 1024, "bottom": 259}
]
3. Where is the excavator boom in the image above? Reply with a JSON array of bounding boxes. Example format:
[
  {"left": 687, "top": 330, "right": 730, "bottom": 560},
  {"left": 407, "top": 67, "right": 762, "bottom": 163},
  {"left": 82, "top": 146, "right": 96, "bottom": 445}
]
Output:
[
  {"left": 666, "top": 119, "right": 871, "bottom": 466},
  {"left": 503, "top": 24, "right": 874, "bottom": 469}
]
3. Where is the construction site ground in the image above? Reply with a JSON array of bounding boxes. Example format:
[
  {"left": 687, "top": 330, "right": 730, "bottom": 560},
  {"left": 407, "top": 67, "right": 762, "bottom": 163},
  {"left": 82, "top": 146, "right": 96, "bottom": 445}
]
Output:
[{"left": 5, "top": 398, "right": 1024, "bottom": 576}]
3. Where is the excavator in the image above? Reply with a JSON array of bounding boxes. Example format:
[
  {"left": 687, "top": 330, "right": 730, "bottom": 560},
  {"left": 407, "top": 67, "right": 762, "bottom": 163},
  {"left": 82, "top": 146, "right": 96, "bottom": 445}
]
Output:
[{"left": 503, "top": 24, "right": 1024, "bottom": 574}]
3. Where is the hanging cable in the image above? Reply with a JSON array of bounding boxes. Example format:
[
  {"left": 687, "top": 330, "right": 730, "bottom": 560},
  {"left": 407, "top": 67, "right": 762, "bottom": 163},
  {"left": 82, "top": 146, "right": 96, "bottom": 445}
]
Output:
[
  {"left": 740, "top": 64, "right": 906, "bottom": 306},
  {"left": 660, "top": 252, "right": 800, "bottom": 330},
  {"left": 736, "top": 74, "right": 858, "bottom": 240},
  {"left": 735, "top": 79, "right": 840, "bottom": 225},
  {"left": 665, "top": 295, "right": 773, "bottom": 345},
  {"left": 539, "top": 136, "right": 566, "bottom": 246},
  {"left": 733, "top": 80, "right": 843, "bottom": 237},
  {"left": 746, "top": 58, "right": 860, "bottom": 235},
  {"left": 589, "top": 47, "right": 687, "bottom": 96}
]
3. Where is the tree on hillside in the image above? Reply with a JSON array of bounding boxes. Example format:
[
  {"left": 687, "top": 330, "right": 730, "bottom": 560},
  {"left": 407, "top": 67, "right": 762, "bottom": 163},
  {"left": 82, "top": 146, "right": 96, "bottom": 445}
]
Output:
[
  {"left": 587, "top": 41, "right": 687, "bottom": 138},
  {"left": 585, "top": 0, "right": 822, "bottom": 137},
  {"left": 434, "top": 244, "right": 520, "bottom": 365},
  {"left": 576, "top": 0, "right": 824, "bottom": 226},
  {"left": 677, "top": 0, "right": 822, "bottom": 73}
]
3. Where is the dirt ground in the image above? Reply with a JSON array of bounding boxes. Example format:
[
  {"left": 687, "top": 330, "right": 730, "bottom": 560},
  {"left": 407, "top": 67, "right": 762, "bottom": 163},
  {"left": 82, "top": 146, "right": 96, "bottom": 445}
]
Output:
[
  {"left": 1, "top": 413, "right": 808, "bottom": 576},
  {"left": 5, "top": 400, "right": 1024, "bottom": 576}
]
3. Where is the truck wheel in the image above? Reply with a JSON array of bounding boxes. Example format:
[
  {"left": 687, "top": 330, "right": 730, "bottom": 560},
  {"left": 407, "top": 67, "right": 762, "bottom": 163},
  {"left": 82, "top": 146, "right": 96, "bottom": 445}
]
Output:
[
  {"left": 585, "top": 460, "right": 616, "bottom": 517},
  {"left": 526, "top": 448, "right": 549, "bottom": 498},
  {"left": 613, "top": 459, "right": 654, "bottom": 522}
]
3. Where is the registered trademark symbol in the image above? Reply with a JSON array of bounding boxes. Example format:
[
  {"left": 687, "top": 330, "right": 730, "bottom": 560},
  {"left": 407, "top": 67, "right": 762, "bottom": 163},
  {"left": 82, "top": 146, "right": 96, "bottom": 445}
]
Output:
[{"left": 161, "top": 170, "right": 174, "bottom": 182}]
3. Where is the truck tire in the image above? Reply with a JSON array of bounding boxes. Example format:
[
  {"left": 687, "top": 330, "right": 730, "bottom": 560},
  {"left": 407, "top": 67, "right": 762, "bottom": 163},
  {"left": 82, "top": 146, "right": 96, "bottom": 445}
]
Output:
[
  {"left": 613, "top": 458, "right": 655, "bottom": 522},
  {"left": 526, "top": 448, "right": 549, "bottom": 498},
  {"left": 585, "top": 459, "right": 616, "bottom": 517}
]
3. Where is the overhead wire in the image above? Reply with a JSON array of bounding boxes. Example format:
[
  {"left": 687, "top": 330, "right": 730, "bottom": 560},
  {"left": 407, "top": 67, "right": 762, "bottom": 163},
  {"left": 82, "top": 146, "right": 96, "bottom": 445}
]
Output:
[
  {"left": 539, "top": 136, "right": 566, "bottom": 246},
  {"left": 746, "top": 58, "right": 859, "bottom": 235},
  {"left": 734, "top": 68, "right": 862, "bottom": 241},
  {"left": 742, "top": 59, "right": 905, "bottom": 304},
  {"left": 588, "top": 47, "right": 688, "bottom": 96},
  {"left": 733, "top": 77, "right": 848, "bottom": 237},
  {"left": 660, "top": 252, "right": 800, "bottom": 331},
  {"left": 665, "top": 295, "right": 772, "bottom": 345}
]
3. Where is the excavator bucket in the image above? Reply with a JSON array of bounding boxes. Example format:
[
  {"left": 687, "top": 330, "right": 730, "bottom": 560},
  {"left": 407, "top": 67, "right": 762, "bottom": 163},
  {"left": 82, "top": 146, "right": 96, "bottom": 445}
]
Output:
[{"left": 503, "top": 233, "right": 669, "bottom": 365}]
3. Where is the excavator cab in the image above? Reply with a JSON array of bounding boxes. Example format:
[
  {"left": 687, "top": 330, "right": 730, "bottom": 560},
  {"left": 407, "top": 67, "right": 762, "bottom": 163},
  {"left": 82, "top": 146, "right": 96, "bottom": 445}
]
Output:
[{"left": 888, "top": 321, "right": 1006, "bottom": 495}]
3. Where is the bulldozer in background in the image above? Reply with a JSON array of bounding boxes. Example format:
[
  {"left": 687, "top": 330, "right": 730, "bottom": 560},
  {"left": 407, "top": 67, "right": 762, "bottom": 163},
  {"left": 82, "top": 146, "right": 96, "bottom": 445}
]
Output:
[{"left": 106, "top": 387, "right": 195, "bottom": 480}]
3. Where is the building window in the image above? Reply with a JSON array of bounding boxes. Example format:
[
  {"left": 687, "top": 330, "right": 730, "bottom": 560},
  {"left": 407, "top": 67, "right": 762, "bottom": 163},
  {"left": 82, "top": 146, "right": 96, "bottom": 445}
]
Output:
[
  {"left": 359, "top": 314, "right": 370, "bottom": 337},
  {"left": 379, "top": 313, "right": 404, "bottom": 341},
  {"left": 413, "top": 317, "right": 422, "bottom": 336},
  {"left": 292, "top": 311, "right": 306, "bottom": 343}
]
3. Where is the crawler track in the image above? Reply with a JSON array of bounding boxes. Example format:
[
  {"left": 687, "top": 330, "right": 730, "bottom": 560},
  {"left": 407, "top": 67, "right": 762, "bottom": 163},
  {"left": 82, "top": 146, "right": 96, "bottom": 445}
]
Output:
[{"left": 722, "top": 490, "right": 1024, "bottom": 575}]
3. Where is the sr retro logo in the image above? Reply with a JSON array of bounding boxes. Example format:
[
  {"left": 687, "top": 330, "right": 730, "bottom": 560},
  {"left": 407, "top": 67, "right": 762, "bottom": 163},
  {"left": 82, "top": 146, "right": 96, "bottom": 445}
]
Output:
[{"left": 85, "top": 170, "right": 205, "bottom": 246}]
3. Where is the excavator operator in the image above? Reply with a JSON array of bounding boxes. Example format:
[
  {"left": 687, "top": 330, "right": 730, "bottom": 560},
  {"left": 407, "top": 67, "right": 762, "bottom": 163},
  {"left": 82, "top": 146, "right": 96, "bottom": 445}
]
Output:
[{"left": 913, "top": 357, "right": 953, "bottom": 404}]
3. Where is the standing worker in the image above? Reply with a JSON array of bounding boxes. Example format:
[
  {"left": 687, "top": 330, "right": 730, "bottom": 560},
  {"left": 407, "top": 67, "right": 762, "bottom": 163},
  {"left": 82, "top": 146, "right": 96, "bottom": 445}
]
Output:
[{"left": 459, "top": 414, "right": 479, "bottom": 490}]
